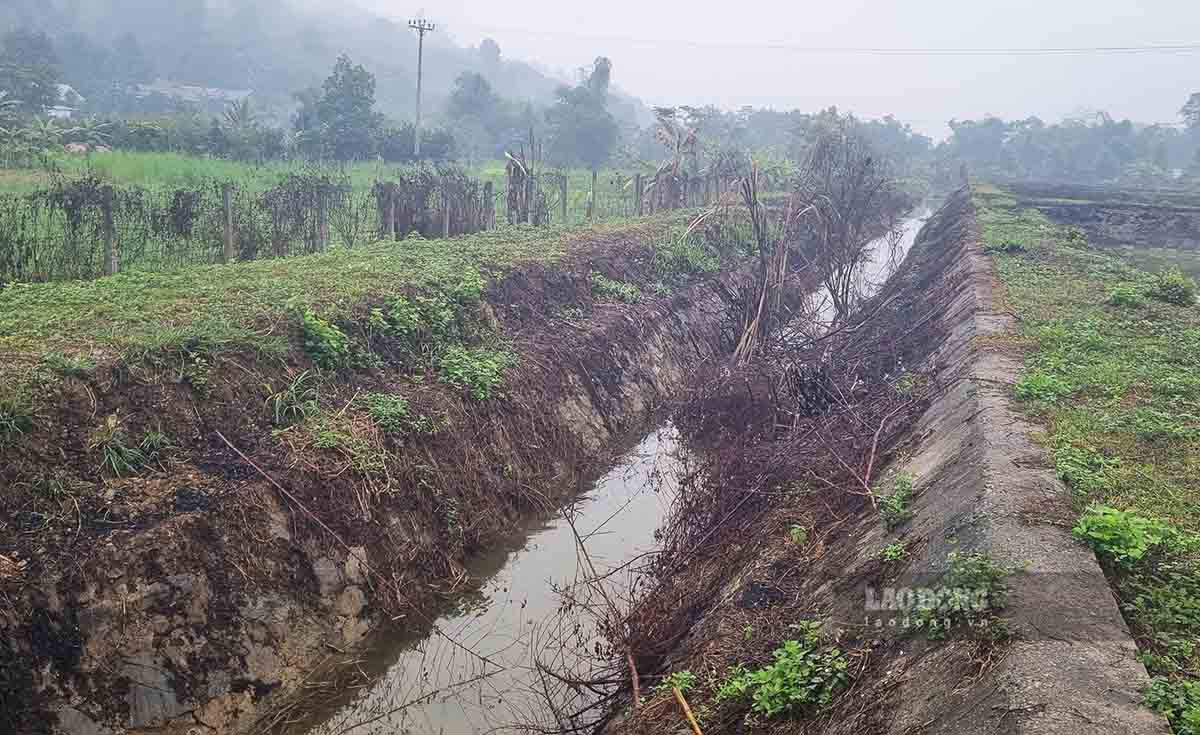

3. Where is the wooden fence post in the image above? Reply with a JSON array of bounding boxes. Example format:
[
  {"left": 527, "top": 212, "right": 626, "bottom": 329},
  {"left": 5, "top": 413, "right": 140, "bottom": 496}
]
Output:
[
  {"left": 388, "top": 186, "right": 398, "bottom": 240},
  {"left": 102, "top": 186, "right": 118, "bottom": 276},
  {"left": 588, "top": 170, "right": 597, "bottom": 222},
  {"left": 221, "top": 182, "right": 235, "bottom": 263},
  {"left": 635, "top": 174, "right": 643, "bottom": 216},
  {"left": 443, "top": 190, "right": 452, "bottom": 238},
  {"left": 559, "top": 175, "right": 568, "bottom": 225},
  {"left": 483, "top": 181, "right": 494, "bottom": 229},
  {"left": 316, "top": 188, "right": 329, "bottom": 251}
]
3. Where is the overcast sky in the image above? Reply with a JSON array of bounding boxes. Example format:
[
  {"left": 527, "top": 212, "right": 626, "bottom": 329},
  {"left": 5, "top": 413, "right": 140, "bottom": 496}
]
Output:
[{"left": 358, "top": 0, "right": 1199, "bottom": 137}]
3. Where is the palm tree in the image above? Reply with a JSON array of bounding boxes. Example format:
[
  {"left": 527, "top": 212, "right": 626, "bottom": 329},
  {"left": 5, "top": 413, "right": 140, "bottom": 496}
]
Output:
[
  {"left": 65, "top": 117, "right": 114, "bottom": 149},
  {"left": 21, "top": 117, "right": 62, "bottom": 152},
  {"left": 651, "top": 107, "right": 698, "bottom": 209},
  {"left": 223, "top": 98, "right": 256, "bottom": 131}
]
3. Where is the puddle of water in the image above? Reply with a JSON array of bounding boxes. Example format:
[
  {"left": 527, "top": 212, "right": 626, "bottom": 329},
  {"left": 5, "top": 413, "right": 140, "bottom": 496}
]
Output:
[{"left": 304, "top": 426, "right": 683, "bottom": 735}]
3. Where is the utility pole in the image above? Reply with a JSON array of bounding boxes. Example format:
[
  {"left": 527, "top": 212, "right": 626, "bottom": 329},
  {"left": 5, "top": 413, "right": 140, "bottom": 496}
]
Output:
[{"left": 408, "top": 18, "right": 436, "bottom": 159}]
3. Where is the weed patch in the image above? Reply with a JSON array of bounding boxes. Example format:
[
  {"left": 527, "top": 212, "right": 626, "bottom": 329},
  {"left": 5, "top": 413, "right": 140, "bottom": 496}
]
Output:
[
  {"left": 713, "top": 622, "right": 849, "bottom": 716},
  {"left": 438, "top": 346, "right": 512, "bottom": 401},
  {"left": 590, "top": 272, "right": 642, "bottom": 303},
  {"left": 917, "top": 552, "right": 1009, "bottom": 640},
  {"left": 877, "top": 473, "right": 916, "bottom": 530},
  {"left": 265, "top": 371, "right": 319, "bottom": 426},
  {"left": 1149, "top": 268, "right": 1198, "bottom": 307},
  {"left": 301, "top": 311, "right": 351, "bottom": 369}
]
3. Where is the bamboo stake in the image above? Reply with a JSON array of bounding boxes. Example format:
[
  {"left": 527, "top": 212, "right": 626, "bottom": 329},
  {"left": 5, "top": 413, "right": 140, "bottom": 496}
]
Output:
[{"left": 673, "top": 687, "right": 704, "bottom": 735}]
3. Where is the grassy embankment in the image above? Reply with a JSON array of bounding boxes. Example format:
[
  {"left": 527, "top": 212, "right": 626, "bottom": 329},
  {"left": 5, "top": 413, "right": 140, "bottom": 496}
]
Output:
[{"left": 977, "top": 186, "right": 1200, "bottom": 734}]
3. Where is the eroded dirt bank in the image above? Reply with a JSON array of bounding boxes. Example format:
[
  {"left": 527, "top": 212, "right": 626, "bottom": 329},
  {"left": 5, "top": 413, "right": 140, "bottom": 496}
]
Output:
[
  {"left": 1005, "top": 181, "right": 1200, "bottom": 251},
  {"left": 0, "top": 217, "right": 754, "bottom": 735},
  {"left": 610, "top": 188, "right": 1165, "bottom": 734}
]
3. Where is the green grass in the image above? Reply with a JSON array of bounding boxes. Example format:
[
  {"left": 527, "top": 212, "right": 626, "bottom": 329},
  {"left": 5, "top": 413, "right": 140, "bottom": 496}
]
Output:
[
  {"left": 978, "top": 188, "right": 1200, "bottom": 726},
  {"left": 0, "top": 214, "right": 691, "bottom": 393}
]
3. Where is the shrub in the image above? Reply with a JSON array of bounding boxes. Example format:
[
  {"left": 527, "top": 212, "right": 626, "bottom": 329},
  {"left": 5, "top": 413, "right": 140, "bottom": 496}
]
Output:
[
  {"left": 302, "top": 311, "right": 350, "bottom": 369},
  {"left": 1073, "top": 506, "right": 1177, "bottom": 567},
  {"left": 1064, "top": 227, "right": 1089, "bottom": 249},
  {"left": 1108, "top": 285, "right": 1146, "bottom": 308},
  {"left": 715, "top": 622, "right": 849, "bottom": 716},
  {"left": 1014, "top": 372, "right": 1072, "bottom": 403},
  {"left": 438, "top": 346, "right": 512, "bottom": 400},
  {"left": 984, "top": 239, "right": 1027, "bottom": 254},
  {"left": 364, "top": 393, "right": 411, "bottom": 434},
  {"left": 1149, "top": 268, "right": 1198, "bottom": 307},
  {"left": 878, "top": 473, "right": 916, "bottom": 530},
  {"left": 1146, "top": 678, "right": 1200, "bottom": 735},
  {"left": 590, "top": 272, "right": 641, "bottom": 303}
]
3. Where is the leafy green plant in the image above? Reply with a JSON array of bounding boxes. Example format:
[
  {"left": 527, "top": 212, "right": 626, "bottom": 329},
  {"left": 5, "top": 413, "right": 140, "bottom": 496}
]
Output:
[
  {"left": 655, "top": 670, "right": 698, "bottom": 694},
  {"left": 265, "top": 371, "right": 318, "bottom": 426},
  {"left": 789, "top": 525, "right": 809, "bottom": 545},
  {"left": 654, "top": 236, "right": 720, "bottom": 283},
  {"left": 878, "top": 473, "right": 916, "bottom": 530},
  {"left": 1064, "top": 227, "right": 1089, "bottom": 249},
  {"left": 881, "top": 541, "right": 908, "bottom": 562},
  {"left": 301, "top": 310, "right": 350, "bottom": 369},
  {"left": 1054, "top": 442, "right": 1116, "bottom": 496},
  {"left": 364, "top": 393, "right": 411, "bottom": 434},
  {"left": 1126, "top": 567, "right": 1200, "bottom": 675},
  {"left": 918, "top": 552, "right": 1009, "bottom": 640},
  {"left": 1015, "top": 372, "right": 1073, "bottom": 403},
  {"left": 438, "top": 345, "right": 512, "bottom": 400},
  {"left": 590, "top": 272, "right": 641, "bottom": 303},
  {"left": 1073, "top": 506, "right": 1178, "bottom": 567},
  {"left": 715, "top": 622, "right": 849, "bottom": 716},
  {"left": 1148, "top": 268, "right": 1198, "bottom": 307},
  {"left": 1108, "top": 285, "right": 1146, "bottom": 308},
  {"left": 1146, "top": 677, "right": 1200, "bottom": 735}
]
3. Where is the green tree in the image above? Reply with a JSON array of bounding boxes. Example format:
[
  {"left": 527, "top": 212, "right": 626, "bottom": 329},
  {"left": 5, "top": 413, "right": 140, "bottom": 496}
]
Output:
[
  {"left": 0, "top": 29, "right": 60, "bottom": 115},
  {"left": 315, "top": 54, "right": 381, "bottom": 160},
  {"left": 545, "top": 57, "right": 618, "bottom": 173}
]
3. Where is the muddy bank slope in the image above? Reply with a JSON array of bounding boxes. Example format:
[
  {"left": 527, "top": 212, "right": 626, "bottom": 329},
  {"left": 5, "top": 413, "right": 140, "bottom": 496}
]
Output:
[
  {"left": 0, "top": 215, "right": 753, "bottom": 735},
  {"left": 613, "top": 188, "right": 1164, "bottom": 734}
]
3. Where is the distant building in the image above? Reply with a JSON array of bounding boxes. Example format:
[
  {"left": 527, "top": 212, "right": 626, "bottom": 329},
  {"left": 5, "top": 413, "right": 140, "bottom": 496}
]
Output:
[
  {"left": 47, "top": 84, "right": 85, "bottom": 119},
  {"left": 133, "top": 79, "right": 252, "bottom": 107}
]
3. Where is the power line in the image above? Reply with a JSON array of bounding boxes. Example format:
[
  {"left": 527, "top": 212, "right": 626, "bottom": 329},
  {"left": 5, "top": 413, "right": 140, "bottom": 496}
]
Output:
[{"left": 438, "top": 22, "right": 1200, "bottom": 56}]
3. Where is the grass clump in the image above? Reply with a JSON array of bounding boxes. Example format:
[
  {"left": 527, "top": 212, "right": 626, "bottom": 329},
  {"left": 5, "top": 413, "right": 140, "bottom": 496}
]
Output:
[
  {"left": 0, "top": 396, "right": 34, "bottom": 443},
  {"left": 877, "top": 473, "right": 916, "bottom": 530},
  {"left": 43, "top": 352, "right": 97, "bottom": 376},
  {"left": 1149, "top": 268, "right": 1198, "bottom": 307},
  {"left": 265, "top": 371, "right": 319, "bottom": 426},
  {"left": 654, "top": 235, "right": 720, "bottom": 283},
  {"left": 438, "top": 346, "right": 512, "bottom": 401},
  {"left": 301, "top": 311, "right": 351, "bottom": 369},
  {"left": 89, "top": 415, "right": 174, "bottom": 477},
  {"left": 714, "top": 622, "right": 849, "bottom": 716},
  {"left": 590, "top": 272, "right": 641, "bottom": 303}
]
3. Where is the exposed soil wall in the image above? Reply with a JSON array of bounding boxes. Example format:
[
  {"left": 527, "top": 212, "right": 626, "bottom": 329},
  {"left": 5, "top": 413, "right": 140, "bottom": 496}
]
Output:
[
  {"left": 611, "top": 188, "right": 1166, "bottom": 734},
  {"left": 0, "top": 226, "right": 751, "bottom": 735},
  {"left": 1006, "top": 181, "right": 1200, "bottom": 250}
]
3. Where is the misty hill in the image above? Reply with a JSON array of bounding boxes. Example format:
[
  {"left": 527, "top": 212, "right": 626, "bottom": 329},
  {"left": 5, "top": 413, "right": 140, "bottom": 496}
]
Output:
[{"left": 0, "top": 0, "right": 650, "bottom": 128}]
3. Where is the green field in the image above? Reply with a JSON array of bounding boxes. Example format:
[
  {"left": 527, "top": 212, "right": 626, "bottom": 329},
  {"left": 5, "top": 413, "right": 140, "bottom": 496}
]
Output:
[{"left": 978, "top": 188, "right": 1200, "bottom": 733}]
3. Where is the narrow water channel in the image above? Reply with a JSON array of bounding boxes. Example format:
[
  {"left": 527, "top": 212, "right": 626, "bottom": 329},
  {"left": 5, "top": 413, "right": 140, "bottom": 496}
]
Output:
[
  {"left": 303, "top": 426, "right": 684, "bottom": 735},
  {"left": 297, "top": 211, "right": 930, "bottom": 735}
]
